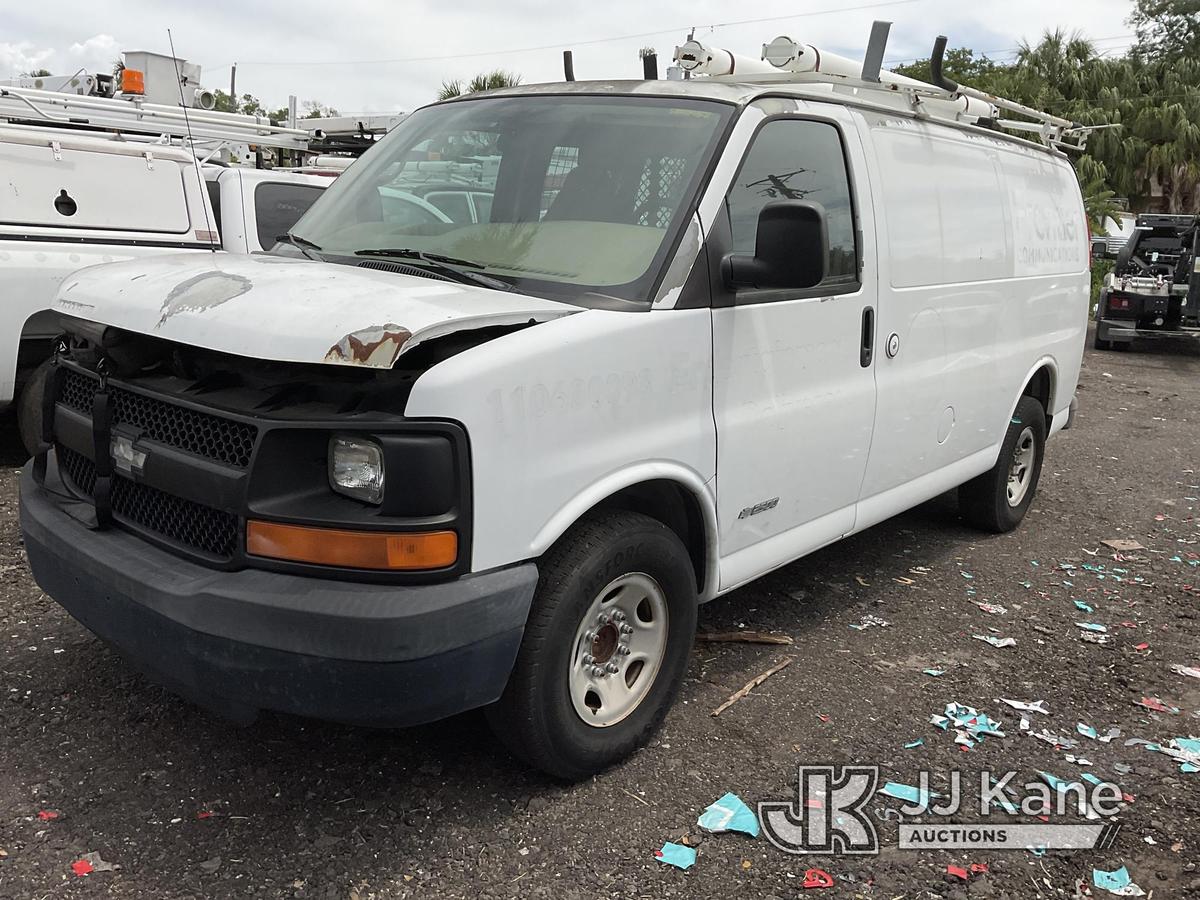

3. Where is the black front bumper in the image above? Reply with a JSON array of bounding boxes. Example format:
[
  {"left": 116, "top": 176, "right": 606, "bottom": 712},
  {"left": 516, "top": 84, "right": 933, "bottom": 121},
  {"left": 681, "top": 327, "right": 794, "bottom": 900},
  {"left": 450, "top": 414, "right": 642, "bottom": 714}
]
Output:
[{"left": 20, "top": 459, "right": 537, "bottom": 727}]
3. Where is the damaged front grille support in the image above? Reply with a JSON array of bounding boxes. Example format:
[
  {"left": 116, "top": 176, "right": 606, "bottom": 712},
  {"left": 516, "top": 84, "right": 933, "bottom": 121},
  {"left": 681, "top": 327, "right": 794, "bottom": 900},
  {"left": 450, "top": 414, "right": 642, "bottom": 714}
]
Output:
[{"left": 90, "top": 357, "right": 114, "bottom": 529}]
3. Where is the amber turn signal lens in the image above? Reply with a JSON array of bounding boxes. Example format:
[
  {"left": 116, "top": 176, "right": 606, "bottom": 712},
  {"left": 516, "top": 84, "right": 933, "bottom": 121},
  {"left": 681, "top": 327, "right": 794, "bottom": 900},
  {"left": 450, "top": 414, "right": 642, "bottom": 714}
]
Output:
[{"left": 246, "top": 521, "right": 457, "bottom": 571}]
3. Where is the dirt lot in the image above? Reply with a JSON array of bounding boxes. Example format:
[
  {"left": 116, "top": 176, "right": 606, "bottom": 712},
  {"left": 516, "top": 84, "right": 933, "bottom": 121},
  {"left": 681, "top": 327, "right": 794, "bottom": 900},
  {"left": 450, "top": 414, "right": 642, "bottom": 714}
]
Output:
[{"left": 1, "top": 332, "right": 1198, "bottom": 899}]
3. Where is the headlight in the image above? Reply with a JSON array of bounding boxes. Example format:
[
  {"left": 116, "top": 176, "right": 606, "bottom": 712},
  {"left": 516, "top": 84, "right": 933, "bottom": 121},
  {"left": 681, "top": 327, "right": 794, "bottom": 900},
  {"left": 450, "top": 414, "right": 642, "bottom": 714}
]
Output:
[{"left": 328, "top": 435, "right": 384, "bottom": 504}]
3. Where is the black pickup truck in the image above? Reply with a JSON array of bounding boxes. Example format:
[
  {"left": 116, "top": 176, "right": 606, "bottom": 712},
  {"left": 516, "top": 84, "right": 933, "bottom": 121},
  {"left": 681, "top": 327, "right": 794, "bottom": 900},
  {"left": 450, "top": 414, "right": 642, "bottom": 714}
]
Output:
[{"left": 1094, "top": 213, "right": 1200, "bottom": 350}]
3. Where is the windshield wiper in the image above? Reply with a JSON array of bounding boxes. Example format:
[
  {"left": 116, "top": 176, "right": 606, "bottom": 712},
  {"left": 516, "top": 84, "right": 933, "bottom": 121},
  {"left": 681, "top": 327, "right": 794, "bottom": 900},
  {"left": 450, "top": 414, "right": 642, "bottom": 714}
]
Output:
[
  {"left": 356, "top": 248, "right": 485, "bottom": 269},
  {"left": 354, "top": 248, "right": 512, "bottom": 291},
  {"left": 275, "top": 232, "right": 323, "bottom": 260}
]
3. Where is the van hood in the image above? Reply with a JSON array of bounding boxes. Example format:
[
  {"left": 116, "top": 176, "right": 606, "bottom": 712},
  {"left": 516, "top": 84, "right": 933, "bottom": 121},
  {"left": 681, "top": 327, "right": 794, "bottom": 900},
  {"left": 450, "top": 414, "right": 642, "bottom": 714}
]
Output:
[{"left": 54, "top": 253, "right": 581, "bottom": 369}]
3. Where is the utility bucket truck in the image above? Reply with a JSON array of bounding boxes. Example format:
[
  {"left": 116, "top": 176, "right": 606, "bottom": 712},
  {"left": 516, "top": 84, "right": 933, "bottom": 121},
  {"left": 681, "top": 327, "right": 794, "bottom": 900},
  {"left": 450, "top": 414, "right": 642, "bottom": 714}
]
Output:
[{"left": 0, "top": 54, "right": 366, "bottom": 453}]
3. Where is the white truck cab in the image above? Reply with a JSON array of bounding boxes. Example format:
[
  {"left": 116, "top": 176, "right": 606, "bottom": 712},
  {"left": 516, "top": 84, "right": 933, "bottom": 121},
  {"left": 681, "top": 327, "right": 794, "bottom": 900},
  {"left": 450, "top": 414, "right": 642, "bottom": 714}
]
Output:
[
  {"left": 20, "top": 36, "right": 1089, "bottom": 779},
  {"left": 203, "top": 166, "right": 331, "bottom": 253}
]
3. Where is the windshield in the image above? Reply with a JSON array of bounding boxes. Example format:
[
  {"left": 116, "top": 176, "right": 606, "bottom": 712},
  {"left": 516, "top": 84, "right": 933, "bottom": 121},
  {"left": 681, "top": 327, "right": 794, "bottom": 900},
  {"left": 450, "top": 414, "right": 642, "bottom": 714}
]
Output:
[{"left": 291, "top": 94, "right": 732, "bottom": 304}]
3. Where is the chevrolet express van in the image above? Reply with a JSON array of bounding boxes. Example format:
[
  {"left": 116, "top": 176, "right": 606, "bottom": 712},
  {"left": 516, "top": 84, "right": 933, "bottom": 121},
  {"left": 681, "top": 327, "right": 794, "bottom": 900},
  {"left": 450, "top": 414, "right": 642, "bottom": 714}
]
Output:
[{"left": 20, "top": 69, "right": 1088, "bottom": 778}]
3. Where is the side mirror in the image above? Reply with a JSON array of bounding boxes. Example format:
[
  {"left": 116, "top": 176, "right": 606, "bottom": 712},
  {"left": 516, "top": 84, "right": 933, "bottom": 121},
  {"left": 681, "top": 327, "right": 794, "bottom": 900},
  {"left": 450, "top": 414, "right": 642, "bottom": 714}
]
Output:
[
  {"left": 1090, "top": 237, "right": 1109, "bottom": 260},
  {"left": 723, "top": 200, "right": 828, "bottom": 290}
]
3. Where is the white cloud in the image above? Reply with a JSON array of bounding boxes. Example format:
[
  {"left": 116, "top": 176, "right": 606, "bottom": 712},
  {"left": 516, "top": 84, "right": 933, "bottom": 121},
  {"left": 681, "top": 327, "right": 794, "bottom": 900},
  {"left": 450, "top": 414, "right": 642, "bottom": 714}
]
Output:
[
  {"left": 4, "top": 0, "right": 1139, "bottom": 113},
  {"left": 0, "top": 41, "right": 55, "bottom": 78},
  {"left": 66, "top": 34, "right": 121, "bottom": 76}
]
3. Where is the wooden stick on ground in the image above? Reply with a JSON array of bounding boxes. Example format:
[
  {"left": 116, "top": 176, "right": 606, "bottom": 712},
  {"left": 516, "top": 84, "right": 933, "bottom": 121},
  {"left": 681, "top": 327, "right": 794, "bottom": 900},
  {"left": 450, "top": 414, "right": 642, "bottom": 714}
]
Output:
[
  {"left": 695, "top": 631, "right": 794, "bottom": 646},
  {"left": 711, "top": 656, "right": 794, "bottom": 717}
]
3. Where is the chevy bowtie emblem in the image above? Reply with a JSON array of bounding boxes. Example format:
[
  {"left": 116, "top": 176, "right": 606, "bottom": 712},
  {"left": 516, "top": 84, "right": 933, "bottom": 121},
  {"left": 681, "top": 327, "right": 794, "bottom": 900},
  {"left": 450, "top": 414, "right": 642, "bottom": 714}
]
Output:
[{"left": 110, "top": 433, "right": 147, "bottom": 476}]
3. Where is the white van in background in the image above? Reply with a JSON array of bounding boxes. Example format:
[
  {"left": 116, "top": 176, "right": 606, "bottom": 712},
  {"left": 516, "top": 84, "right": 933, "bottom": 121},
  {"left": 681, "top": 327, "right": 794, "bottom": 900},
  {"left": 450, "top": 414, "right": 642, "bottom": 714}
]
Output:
[{"left": 21, "top": 29, "right": 1089, "bottom": 779}]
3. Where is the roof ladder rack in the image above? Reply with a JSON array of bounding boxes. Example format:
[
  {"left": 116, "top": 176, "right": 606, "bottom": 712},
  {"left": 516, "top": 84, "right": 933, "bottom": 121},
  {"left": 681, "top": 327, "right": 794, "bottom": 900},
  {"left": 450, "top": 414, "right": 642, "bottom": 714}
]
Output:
[
  {"left": 0, "top": 85, "right": 315, "bottom": 152},
  {"left": 673, "top": 22, "right": 1107, "bottom": 152}
]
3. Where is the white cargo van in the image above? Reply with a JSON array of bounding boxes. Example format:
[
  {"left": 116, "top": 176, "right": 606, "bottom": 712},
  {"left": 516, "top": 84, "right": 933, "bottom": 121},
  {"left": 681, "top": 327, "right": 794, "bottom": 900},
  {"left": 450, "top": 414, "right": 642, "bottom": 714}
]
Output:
[{"left": 20, "top": 33, "right": 1089, "bottom": 779}]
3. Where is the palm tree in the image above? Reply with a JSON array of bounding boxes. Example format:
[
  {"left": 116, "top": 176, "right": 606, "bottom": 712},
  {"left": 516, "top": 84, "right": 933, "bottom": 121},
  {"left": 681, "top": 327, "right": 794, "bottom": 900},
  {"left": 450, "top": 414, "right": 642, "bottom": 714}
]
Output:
[{"left": 438, "top": 70, "right": 522, "bottom": 101}]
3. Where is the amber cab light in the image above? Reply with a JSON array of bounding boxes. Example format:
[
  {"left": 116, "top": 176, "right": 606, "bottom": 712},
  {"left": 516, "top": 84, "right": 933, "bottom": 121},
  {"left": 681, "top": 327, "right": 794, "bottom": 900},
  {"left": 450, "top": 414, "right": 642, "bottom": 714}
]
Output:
[{"left": 246, "top": 521, "right": 457, "bottom": 571}]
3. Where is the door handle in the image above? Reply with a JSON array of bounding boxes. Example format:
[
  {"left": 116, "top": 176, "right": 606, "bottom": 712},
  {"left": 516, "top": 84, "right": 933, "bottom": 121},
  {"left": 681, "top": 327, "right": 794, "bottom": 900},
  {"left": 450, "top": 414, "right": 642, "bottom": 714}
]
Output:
[{"left": 860, "top": 306, "right": 874, "bottom": 367}]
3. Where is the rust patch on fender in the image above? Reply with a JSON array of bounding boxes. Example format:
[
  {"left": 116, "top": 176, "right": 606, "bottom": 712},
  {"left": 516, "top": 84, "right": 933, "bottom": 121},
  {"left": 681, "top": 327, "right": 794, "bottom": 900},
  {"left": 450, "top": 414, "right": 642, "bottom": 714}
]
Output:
[{"left": 324, "top": 323, "right": 413, "bottom": 367}]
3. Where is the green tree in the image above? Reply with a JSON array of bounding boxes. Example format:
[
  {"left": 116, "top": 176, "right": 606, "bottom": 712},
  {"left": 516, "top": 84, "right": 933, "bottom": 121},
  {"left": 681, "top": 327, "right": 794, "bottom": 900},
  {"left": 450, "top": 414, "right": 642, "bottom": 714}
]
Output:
[
  {"left": 301, "top": 100, "right": 340, "bottom": 119},
  {"left": 212, "top": 89, "right": 269, "bottom": 117},
  {"left": 1129, "top": 0, "right": 1200, "bottom": 62},
  {"left": 22, "top": 68, "right": 53, "bottom": 78},
  {"left": 892, "top": 47, "right": 1002, "bottom": 89},
  {"left": 437, "top": 70, "right": 521, "bottom": 100}
]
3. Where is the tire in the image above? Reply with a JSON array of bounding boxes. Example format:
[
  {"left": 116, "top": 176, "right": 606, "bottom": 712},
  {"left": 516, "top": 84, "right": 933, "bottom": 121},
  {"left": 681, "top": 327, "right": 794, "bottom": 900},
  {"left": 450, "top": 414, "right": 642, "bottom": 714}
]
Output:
[
  {"left": 16, "top": 359, "right": 51, "bottom": 459},
  {"left": 958, "top": 396, "right": 1047, "bottom": 533},
  {"left": 486, "top": 510, "right": 698, "bottom": 780},
  {"left": 1093, "top": 330, "right": 1113, "bottom": 351}
]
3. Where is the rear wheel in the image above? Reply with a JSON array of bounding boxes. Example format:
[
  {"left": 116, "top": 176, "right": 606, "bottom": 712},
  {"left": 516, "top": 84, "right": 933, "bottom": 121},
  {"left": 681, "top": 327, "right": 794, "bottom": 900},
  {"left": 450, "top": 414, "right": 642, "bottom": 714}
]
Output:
[
  {"left": 16, "top": 359, "right": 51, "bottom": 458},
  {"left": 486, "top": 510, "right": 697, "bottom": 780},
  {"left": 1093, "top": 330, "right": 1113, "bottom": 351},
  {"left": 959, "top": 396, "right": 1047, "bottom": 533}
]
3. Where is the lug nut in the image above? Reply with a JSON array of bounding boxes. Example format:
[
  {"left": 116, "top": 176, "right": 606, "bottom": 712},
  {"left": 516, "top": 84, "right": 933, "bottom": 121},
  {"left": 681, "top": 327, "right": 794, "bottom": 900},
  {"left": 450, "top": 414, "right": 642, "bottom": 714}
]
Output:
[
  {"left": 583, "top": 630, "right": 595, "bottom": 642},
  {"left": 612, "top": 611, "right": 626, "bottom": 622},
  {"left": 582, "top": 654, "right": 594, "bottom": 665},
  {"left": 591, "top": 665, "right": 606, "bottom": 678},
  {"left": 620, "top": 624, "right": 633, "bottom": 634},
  {"left": 605, "top": 662, "right": 619, "bottom": 674},
  {"left": 618, "top": 646, "right": 631, "bottom": 656}
]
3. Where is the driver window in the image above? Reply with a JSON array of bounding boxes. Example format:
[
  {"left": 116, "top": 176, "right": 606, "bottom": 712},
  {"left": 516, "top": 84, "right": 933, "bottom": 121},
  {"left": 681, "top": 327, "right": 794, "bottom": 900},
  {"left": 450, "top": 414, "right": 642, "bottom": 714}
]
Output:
[{"left": 726, "top": 119, "right": 859, "bottom": 287}]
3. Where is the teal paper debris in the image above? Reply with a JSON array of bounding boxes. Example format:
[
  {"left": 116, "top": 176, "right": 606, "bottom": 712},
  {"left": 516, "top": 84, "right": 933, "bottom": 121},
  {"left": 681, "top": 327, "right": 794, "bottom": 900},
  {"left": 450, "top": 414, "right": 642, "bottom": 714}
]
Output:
[
  {"left": 1077, "top": 722, "right": 1099, "bottom": 739},
  {"left": 1081, "top": 773, "right": 1104, "bottom": 787},
  {"left": 878, "top": 781, "right": 941, "bottom": 806},
  {"left": 697, "top": 792, "right": 760, "bottom": 838},
  {"left": 943, "top": 702, "right": 1005, "bottom": 738},
  {"left": 1038, "top": 771, "right": 1077, "bottom": 793},
  {"left": 655, "top": 842, "right": 696, "bottom": 870},
  {"left": 1075, "top": 600, "right": 1094, "bottom": 613},
  {"left": 1151, "top": 737, "right": 1200, "bottom": 773},
  {"left": 1092, "top": 865, "right": 1145, "bottom": 896},
  {"left": 1076, "top": 622, "right": 1108, "bottom": 633},
  {"left": 923, "top": 668, "right": 947, "bottom": 677},
  {"left": 904, "top": 739, "right": 924, "bottom": 749},
  {"left": 973, "top": 634, "right": 1017, "bottom": 648}
]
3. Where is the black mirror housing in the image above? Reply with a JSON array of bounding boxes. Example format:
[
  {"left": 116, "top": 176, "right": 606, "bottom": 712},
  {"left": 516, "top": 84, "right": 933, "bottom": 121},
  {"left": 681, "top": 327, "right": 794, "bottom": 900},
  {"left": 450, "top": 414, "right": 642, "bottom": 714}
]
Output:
[{"left": 723, "top": 200, "right": 829, "bottom": 290}]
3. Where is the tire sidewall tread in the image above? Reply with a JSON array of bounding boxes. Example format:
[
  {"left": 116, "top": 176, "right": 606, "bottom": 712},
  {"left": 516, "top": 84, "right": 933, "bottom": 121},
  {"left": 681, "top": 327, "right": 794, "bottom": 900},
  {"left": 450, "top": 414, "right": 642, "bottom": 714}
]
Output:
[{"left": 487, "top": 510, "right": 697, "bottom": 780}]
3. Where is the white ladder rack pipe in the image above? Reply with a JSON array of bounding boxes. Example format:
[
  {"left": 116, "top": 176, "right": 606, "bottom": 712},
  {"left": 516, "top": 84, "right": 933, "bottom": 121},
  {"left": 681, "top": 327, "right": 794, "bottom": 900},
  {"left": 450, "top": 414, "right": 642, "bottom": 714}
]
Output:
[{"left": 672, "top": 41, "right": 777, "bottom": 76}]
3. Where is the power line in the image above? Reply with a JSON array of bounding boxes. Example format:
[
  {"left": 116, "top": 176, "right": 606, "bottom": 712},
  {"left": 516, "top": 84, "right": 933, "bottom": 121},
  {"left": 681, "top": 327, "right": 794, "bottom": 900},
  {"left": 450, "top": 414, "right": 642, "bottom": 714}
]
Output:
[{"left": 236, "top": 0, "right": 927, "bottom": 67}]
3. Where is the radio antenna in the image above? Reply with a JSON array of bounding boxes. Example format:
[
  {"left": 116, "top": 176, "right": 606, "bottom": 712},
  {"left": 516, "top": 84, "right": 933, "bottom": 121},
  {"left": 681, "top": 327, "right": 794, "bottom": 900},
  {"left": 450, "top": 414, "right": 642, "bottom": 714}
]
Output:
[{"left": 166, "top": 28, "right": 218, "bottom": 253}]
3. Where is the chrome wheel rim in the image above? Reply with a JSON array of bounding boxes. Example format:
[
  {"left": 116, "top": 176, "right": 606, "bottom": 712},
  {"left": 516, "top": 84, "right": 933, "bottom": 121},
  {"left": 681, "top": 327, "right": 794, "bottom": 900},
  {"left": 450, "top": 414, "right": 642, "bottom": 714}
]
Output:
[
  {"left": 1007, "top": 426, "right": 1036, "bottom": 506},
  {"left": 568, "top": 572, "right": 669, "bottom": 728}
]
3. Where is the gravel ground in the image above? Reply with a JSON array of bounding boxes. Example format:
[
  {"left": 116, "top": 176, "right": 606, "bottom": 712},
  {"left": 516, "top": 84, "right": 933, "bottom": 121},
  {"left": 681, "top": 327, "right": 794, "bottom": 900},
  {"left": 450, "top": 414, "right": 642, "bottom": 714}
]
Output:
[{"left": 1, "top": 331, "right": 1198, "bottom": 899}]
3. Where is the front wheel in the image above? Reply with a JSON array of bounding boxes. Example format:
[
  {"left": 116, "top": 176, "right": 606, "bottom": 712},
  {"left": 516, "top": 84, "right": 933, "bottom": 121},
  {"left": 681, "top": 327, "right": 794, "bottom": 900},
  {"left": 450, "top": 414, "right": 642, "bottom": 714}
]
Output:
[
  {"left": 958, "top": 396, "right": 1047, "bottom": 533},
  {"left": 486, "top": 510, "right": 697, "bottom": 780}
]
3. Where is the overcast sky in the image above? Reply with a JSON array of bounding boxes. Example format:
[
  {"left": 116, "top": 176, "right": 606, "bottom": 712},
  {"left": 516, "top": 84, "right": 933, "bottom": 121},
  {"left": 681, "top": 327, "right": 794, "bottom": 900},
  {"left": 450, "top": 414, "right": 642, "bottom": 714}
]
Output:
[{"left": 3, "top": 0, "right": 1138, "bottom": 116}]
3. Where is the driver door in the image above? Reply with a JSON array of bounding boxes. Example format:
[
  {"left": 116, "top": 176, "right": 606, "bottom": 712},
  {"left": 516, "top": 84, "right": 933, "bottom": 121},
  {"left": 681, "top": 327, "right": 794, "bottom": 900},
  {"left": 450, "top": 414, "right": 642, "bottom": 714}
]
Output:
[{"left": 710, "top": 109, "right": 878, "bottom": 590}]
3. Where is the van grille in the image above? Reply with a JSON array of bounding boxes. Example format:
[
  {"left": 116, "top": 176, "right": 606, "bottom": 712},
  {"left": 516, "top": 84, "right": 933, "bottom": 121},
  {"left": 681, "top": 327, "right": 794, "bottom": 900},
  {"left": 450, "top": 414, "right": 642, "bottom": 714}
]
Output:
[
  {"left": 59, "top": 369, "right": 258, "bottom": 469},
  {"left": 57, "top": 445, "right": 239, "bottom": 560}
]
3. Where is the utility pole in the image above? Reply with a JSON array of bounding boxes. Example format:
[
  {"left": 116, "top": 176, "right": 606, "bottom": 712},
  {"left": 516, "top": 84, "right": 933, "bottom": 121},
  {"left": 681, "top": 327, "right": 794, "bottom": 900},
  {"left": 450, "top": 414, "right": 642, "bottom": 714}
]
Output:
[{"left": 229, "top": 63, "right": 237, "bottom": 107}]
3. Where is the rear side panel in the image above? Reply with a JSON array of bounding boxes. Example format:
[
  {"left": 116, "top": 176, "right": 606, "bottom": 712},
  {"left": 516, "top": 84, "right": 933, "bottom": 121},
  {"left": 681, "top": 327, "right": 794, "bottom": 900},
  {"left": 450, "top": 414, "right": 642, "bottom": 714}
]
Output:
[{"left": 854, "top": 111, "right": 1087, "bottom": 528}]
